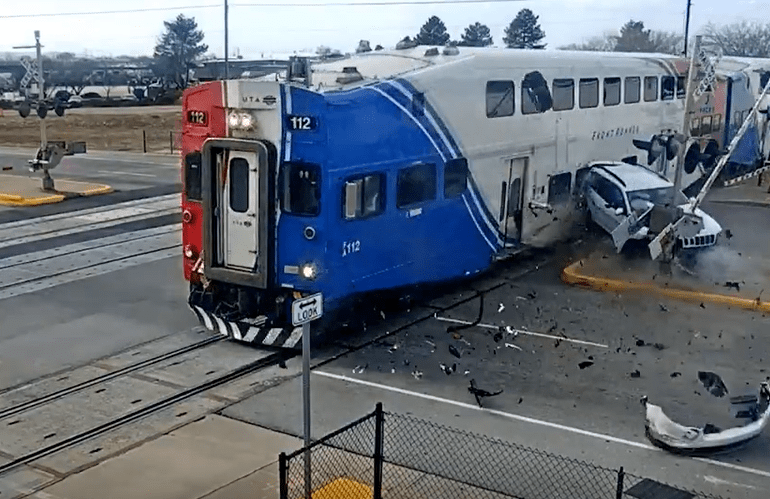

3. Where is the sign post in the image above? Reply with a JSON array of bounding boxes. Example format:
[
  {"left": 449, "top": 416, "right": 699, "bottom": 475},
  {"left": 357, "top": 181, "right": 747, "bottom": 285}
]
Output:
[{"left": 291, "top": 292, "right": 323, "bottom": 499}]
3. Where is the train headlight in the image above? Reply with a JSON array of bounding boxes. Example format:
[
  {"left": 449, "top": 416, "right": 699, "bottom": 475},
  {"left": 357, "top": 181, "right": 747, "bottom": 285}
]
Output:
[
  {"left": 300, "top": 263, "right": 317, "bottom": 280},
  {"left": 228, "top": 111, "right": 255, "bottom": 130}
]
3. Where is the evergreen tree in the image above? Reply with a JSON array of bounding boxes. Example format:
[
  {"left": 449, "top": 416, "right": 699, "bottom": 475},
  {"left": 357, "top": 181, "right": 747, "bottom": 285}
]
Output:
[
  {"left": 503, "top": 9, "right": 546, "bottom": 49},
  {"left": 459, "top": 22, "right": 493, "bottom": 47},
  {"left": 153, "top": 14, "right": 207, "bottom": 88},
  {"left": 415, "top": 16, "right": 451, "bottom": 46},
  {"left": 613, "top": 20, "right": 655, "bottom": 53}
]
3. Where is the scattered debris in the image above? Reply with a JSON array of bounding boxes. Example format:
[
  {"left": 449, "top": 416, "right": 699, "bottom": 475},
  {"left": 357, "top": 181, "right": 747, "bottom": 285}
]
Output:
[
  {"left": 403, "top": 359, "right": 410, "bottom": 366},
  {"left": 353, "top": 364, "right": 367, "bottom": 374},
  {"left": 468, "top": 379, "right": 503, "bottom": 408},
  {"left": 670, "top": 372, "right": 682, "bottom": 378},
  {"left": 411, "top": 368, "right": 423, "bottom": 380},
  {"left": 278, "top": 360, "right": 287, "bottom": 369},
  {"left": 698, "top": 371, "right": 729, "bottom": 397},
  {"left": 643, "top": 383, "right": 770, "bottom": 455},
  {"left": 493, "top": 330, "right": 503, "bottom": 343},
  {"left": 451, "top": 332, "right": 462, "bottom": 340},
  {"left": 380, "top": 310, "right": 386, "bottom": 319},
  {"left": 449, "top": 345, "right": 462, "bottom": 358},
  {"left": 518, "top": 398, "right": 523, "bottom": 404},
  {"left": 725, "top": 229, "right": 733, "bottom": 240},
  {"left": 459, "top": 338, "right": 472, "bottom": 346},
  {"left": 463, "top": 370, "right": 470, "bottom": 376},
  {"left": 391, "top": 368, "right": 396, "bottom": 374},
  {"left": 700, "top": 303, "right": 706, "bottom": 309},
  {"left": 630, "top": 370, "right": 641, "bottom": 378},
  {"left": 498, "top": 303, "right": 505, "bottom": 313},
  {"left": 440, "top": 363, "right": 456, "bottom": 375},
  {"left": 424, "top": 340, "right": 436, "bottom": 348},
  {"left": 578, "top": 361, "right": 594, "bottom": 369},
  {"left": 659, "top": 304, "right": 668, "bottom": 312},
  {"left": 388, "top": 344, "right": 399, "bottom": 353},
  {"left": 636, "top": 338, "right": 646, "bottom": 347},
  {"left": 527, "top": 290, "right": 538, "bottom": 300},
  {"left": 724, "top": 281, "right": 741, "bottom": 292},
  {"left": 653, "top": 343, "right": 665, "bottom": 351},
  {"left": 554, "top": 339, "right": 561, "bottom": 348},
  {"left": 505, "top": 326, "right": 517, "bottom": 337},
  {"left": 505, "top": 343, "right": 523, "bottom": 351}
]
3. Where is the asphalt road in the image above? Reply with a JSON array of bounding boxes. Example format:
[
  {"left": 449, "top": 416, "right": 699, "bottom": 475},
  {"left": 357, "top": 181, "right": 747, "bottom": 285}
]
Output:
[{"left": 0, "top": 147, "right": 768, "bottom": 499}]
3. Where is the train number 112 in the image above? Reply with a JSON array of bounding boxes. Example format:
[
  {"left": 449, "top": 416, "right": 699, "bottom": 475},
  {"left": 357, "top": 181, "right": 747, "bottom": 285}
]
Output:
[{"left": 289, "top": 116, "right": 315, "bottom": 130}]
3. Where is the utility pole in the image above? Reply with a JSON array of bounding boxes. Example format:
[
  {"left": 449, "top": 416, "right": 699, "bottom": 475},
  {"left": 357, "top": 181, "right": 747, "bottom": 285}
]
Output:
[
  {"left": 224, "top": 0, "right": 230, "bottom": 80},
  {"left": 683, "top": 0, "right": 692, "bottom": 57}
]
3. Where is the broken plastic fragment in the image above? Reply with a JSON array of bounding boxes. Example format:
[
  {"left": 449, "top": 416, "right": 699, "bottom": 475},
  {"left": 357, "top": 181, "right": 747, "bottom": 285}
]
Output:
[{"left": 498, "top": 303, "right": 505, "bottom": 313}]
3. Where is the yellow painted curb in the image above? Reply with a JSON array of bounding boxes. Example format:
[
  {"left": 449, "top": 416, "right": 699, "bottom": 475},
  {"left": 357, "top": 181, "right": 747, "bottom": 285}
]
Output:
[
  {"left": 561, "top": 260, "right": 770, "bottom": 313},
  {"left": 311, "top": 478, "right": 373, "bottom": 499},
  {"left": 78, "top": 184, "right": 113, "bottom": 196},
  {"left": 0, "top": 193, "right": 66, "bottom": 206}
]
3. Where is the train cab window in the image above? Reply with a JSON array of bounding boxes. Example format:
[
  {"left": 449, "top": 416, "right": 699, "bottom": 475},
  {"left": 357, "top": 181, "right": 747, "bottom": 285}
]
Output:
[
  {"left": 579, "top": 78, "right": 599, "bottom": 108},
  {"left": 713, "top": 114, "right": 722, "bottom": 133},
  {"left": 676, "top": 76, "right": 686, "bottom": 99},
  {"left": 397, "top": 163, "right": 436, "bottom": 208},
  {"left": 229, "top": 158, "right": 249, "bottom": 213},
  {"left": 486, "top": 81, "right": 514, "bottom": 118},
  {"left": 603, "top": 77, "right": 621, "bottom": 106},
  {"left": 282, "top": 163, "right": 320, "bottom": 216},
  {"left": 701, "top": 115, "right": 713, "bottom": 135},
  {"left": 444, "top": 158, "right": 468, "bottom": 198},
  {"left": 661, "top": 76, "right": 675, "bottom": 101},
  {"left": 643, "top": 76, "right": 658, "bottom": 102},
  {"left": 552, "top": 79, "right": 574, "bottom": 111},
  {"left": 624, "top": 77, "right": 640, "bottom": 104},
  {"left": 547, "top": 172, "right": 572, "bottom": 205},
  {"left": 344, "top": 173, "right": 385, "bottom": 220},
  {"left": 184, "top": 152, "right": 202, "bottom": 201},
  {"left": 690, "top": 117, "right": 701, "bottom": 136}
]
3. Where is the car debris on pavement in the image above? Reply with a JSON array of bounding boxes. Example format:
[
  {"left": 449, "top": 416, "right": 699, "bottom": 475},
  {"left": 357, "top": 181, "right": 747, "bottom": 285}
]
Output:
[{"left": 642, "top": 382, "right": 770, "bottom": 455}]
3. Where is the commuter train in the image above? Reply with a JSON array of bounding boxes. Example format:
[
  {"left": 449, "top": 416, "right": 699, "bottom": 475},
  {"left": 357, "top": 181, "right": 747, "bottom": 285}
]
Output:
[{"left": 180, "top": 47, "right": 768, "bottom": 348}]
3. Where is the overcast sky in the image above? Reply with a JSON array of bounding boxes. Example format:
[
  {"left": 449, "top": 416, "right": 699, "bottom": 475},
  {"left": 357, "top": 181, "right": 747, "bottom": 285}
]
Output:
[{"left": 0, "top": 0, "right": 763, "bottom": 59}]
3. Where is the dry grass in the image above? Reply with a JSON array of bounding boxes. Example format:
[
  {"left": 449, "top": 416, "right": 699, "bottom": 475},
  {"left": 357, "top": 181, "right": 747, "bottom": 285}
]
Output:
[{"left": 0, "top": 107, "right": 181, "bottom": 153}]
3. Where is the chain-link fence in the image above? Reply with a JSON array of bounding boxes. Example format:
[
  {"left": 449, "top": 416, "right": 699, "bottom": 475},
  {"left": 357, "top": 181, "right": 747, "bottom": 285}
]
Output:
[{"left": 279, "top": 403, "right": 727, "bottom": 499}]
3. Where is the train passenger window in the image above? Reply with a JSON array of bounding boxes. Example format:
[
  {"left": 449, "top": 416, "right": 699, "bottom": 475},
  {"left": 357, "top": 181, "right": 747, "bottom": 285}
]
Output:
[
  {"left": 676, "top": 76, "right": 686, "bottom": 99},
  {"left": 690, "top": 117, "right": 701, "bottom": 136},
  {"left": 661, "top": 76, "right": 675, "bottom": 101},
  {"left": 397, "top": 163, "right": 436, "bottom": 208},
  {"left": 624, "top": 77, "right": 640, "bottom": 104},
  {"left": 229, "top": 158, "right": 249, "bottom": 213},
  {"left": 344, "top": 173, "right": 385, "bottom": 220},
  {"left": 548, "top": 172, "right": 572, "bottom": 205},
  {"left": 701, "top": 115, "right": 713, "bottom": 135},
  {"left": 579, "top": 78, "right": 599, "bottom": 108},
  {"left": 713, "top": 114, "right": 722, "bottom": 132},
  {"left": 603, "top": 77, "right": 621, "bottom": 106},
  {"left": 444, "top": 158, "right": 468, "bottom": 198},
  {"left": 643, "top": 76, "right": 658, "bottom": 102},
  {"left": 552, "top": 79, "right": 574, "bottom": 111},
  {"left": 521, "top": 71, "right": 552, "bottom": 114},
  {"left": 486, "top": 81, "right": 514, "bottom": 118},
  {"left": 282, "top": 163, "right": 320, "bottom": 216},
  {"left": 184, "top": 152, "right": 202, "bottom": 201}
]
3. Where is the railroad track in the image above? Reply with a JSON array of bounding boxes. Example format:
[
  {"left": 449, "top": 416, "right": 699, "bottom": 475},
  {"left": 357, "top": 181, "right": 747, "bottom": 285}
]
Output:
[{"left": 0, "top": 332, "right": 292, "bottom": 479}]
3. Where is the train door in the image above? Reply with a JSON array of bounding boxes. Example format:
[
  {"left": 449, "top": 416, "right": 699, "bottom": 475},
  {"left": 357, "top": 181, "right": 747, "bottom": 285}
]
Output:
[
  {"left": 222, "top": 150, "right": 259, "bottom": 270},
  {"left": 500, "top": 157, "right": 527, "bottom": 243}
]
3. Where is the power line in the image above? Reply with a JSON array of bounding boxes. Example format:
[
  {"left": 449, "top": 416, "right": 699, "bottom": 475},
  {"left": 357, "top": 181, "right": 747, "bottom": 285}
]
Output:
[
  {"left": 0, "top": 0, "right": 524, "bottom": 19},
  {"left": 0, "top": 5, "right": 220, "bottom": 19}
]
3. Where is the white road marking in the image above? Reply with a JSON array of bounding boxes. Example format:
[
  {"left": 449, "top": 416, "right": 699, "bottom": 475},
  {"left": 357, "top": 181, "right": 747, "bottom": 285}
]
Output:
[
  {"left": 97, "top": 170, "right": 157, "bottom": 178},
  {"left": 703, "top": 475, "right": 757, "bottom": 489},
  {"left": 315, "top": 371, "right": 770, "bottom": 480},
  {"left": 435, "top": 316, "right": 608, "bottom": 348}
]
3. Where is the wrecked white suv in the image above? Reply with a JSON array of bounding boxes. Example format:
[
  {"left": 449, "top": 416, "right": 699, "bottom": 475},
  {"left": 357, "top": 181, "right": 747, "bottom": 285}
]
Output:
[{"left": 583, "top": 162, "right": 721, "bottom": 253}]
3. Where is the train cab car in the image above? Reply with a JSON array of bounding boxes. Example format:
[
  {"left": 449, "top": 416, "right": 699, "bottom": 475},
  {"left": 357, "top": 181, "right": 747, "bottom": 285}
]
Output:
[{"left": 180, "top": 47, "right": 741, "bottom": 349}]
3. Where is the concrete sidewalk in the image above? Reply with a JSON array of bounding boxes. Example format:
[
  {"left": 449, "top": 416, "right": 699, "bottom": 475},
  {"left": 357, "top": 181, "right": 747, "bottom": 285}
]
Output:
[
  {"left": 0, "top": 174, "right": 111, "bottom": 206},
  {"left": 30, "top": 415, "right": 302, "bottom": 499},
  {"left": 707, "top": 171, "right": 770, "bottom": 207}
]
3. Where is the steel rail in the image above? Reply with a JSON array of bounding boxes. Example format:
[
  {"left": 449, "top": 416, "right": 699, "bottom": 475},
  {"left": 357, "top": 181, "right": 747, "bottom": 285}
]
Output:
[
  {"left": 0, "top": 335, "right": 222, "bottom": 421},
  {"left": 0, "top": 350, "right": 289, "bottom": 477}
]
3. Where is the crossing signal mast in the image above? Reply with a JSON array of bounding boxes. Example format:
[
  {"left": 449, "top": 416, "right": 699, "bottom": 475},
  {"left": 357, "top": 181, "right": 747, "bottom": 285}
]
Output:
[{"left": 13, "top": 30, "right": 85, "bottom": 192}]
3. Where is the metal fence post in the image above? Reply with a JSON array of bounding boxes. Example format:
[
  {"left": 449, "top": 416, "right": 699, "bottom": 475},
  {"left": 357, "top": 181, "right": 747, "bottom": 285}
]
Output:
[
  {"left": 616, "top": 466, "right": 625, "bottom": 499},
  {"left": 142, "top": 129, "right": 147, "bottom": 153},
  {"left": 279, "top": 452, "right": 288, "bottom": 499},
  {"left": 169, "top": 131, "right": 173, "bottom": 154},
  {"left": 373, "top": 402, "right": 384, "bottom": 499}
]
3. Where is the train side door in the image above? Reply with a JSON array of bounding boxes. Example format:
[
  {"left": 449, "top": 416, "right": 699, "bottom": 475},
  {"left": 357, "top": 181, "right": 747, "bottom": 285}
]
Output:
[
  {"left": 221, "top": 150, "right": 259, "bottom": 270},
  {"left": 500, "top": 157, "right": 527, "bottom": 243}
]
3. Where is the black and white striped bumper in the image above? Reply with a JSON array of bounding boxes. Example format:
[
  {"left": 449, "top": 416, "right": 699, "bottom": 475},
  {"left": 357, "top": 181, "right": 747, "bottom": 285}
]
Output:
[{"left": 190, "top": 305, "right": 303, "bottom": 350}]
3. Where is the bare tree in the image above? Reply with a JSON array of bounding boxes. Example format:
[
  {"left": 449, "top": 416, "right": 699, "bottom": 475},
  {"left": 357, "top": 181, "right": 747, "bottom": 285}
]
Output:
[
  {"left": 559, "top": 33, "right": 616, "bottom": 51},
  {"left": 703, "top": 21, "right": 770, "bottom": 57}
]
